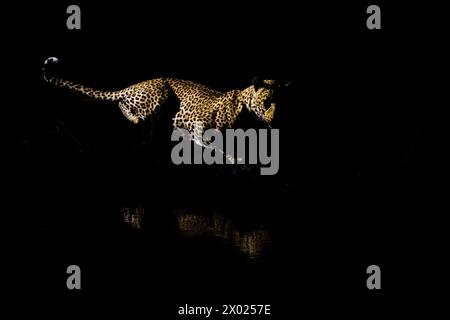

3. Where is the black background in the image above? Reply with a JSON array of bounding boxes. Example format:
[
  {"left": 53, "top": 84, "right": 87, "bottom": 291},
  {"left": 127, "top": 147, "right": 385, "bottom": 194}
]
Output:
[{"left": 5, "top": 0, "right": 444, "bottom": 318}]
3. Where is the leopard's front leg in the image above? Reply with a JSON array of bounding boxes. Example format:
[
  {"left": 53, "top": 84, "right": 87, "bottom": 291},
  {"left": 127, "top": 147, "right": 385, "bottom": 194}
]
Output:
[{"left": 190, "top": 122, "right": 241, "bottom": 164}]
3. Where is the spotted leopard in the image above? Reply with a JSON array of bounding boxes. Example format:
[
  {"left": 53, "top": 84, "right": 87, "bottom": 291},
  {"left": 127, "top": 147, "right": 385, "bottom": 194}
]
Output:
[{"left": 43, "top": 57, "right": 289, "bottom": 148}]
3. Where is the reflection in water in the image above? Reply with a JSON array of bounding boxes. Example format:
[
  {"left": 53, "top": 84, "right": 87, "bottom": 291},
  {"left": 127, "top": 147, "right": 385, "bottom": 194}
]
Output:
[
  {"left": 121, "top": 206, "right": 272, "bottom": 260},
  {"left": 176, "top": 210, "right": 272, "bottom": 260},
  {"left": 122, "top": 206, "right": 145, "bottom": 229}
]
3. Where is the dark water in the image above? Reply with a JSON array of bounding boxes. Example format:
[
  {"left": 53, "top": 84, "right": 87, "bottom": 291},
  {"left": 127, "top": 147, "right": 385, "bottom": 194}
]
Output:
[
  {"left": 122, "top": 206, "right": 272, "bottom": 261},
  {"left": 28, "top": 175, "right": 280, "bottom": 303}
]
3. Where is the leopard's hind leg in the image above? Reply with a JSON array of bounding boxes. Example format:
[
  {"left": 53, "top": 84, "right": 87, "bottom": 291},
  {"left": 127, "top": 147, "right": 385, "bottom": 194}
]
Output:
[{"left": 119, "top": 79, "right": 170, "bottom": 124}]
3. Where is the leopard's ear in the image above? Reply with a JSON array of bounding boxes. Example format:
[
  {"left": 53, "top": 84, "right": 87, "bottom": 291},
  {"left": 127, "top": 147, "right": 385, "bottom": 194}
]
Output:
[{"left": 252, "top": 77, "right": 262, "bottom": 91}]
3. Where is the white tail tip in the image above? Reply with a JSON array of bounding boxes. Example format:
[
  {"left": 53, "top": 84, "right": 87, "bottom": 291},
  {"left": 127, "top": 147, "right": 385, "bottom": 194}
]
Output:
[{"left": 44, "top": 57, "right": 59, "bottom": 65}]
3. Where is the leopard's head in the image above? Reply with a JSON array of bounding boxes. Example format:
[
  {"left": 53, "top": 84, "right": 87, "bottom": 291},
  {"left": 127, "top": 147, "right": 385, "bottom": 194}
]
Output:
[{"left": 244, "top": 78, "right": 291, "bottom": 125}]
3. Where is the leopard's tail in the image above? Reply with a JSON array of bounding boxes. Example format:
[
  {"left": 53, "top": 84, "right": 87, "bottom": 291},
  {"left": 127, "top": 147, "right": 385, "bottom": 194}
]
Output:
[{"left": 43, "top": 57, "right": 124, "bottom": 102}]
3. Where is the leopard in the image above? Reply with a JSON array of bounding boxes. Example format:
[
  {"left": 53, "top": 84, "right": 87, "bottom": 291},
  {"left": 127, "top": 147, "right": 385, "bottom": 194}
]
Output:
[{"left": 43, "top": 57, "right": 290, "bottom": 159}]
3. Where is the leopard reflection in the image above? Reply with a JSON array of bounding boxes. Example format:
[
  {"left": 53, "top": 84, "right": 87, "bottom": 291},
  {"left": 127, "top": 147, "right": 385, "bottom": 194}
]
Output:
[
  {"left": 121, "top": 207, "right": 271, "bottom": 259},
  {"left": 176, "top": 211, "right": 271, "bottom": 259},
  {"left": 122, "top": 206, "right": 145, "bottom": 229}
]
